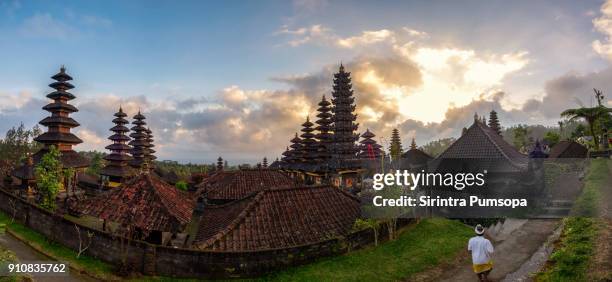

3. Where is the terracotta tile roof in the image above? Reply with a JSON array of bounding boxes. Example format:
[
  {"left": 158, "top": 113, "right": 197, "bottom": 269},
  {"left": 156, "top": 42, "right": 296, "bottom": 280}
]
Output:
[
  {"left": 549, "top": 141, "right": 588, "bottom": 158},
  {"left": 193, "top": 185, "right": 360, "bottom": 251},
  {"left": 79, "top": 173, "right": 194, "bottom": 233},
  {"left": 436, "top": 120, "right": 528, "bottom": 171},
  {"left": 197, "top": 169, "right": 296, "bottom": 201}
]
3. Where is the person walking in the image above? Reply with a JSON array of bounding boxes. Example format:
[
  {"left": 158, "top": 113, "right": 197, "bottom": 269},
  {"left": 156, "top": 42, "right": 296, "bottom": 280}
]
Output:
[{"left": 468, "top": 224, "right": 494, "bottom": 281}]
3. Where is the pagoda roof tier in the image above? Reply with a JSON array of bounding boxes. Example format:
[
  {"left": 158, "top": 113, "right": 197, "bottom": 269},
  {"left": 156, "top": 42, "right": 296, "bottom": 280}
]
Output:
[
  {"left": 105, "top": 143, "right": 132, "bottom": 151},
  {"left": 130, "top": 147, "right": 148, "bottom": 154},
  {"left": 129, "top": 131, "right": 147, "bottom": 139},
  {"left": 112, "top": 117, "right": 129, "bottom": 124},
  {"left": 104, "top": 153, "right": 133, "bottom": 162},
  {"left": 114, "top": 109, "right": 127, "bottom": 118},
  {"left": 46, "top": 90, "right": 76, "bottom": 100},
  {"left": 361, "top": 129, "right": 376, "bottom": 139},
  {"left": 128, "top": 139, "right": 148, "bottom": 147},
  {"left": 132, "top": 120, "right": 146, "bottom": 126},
  {"left": 316, "top": 113, "right": 332, "bottom": 120},
  {"left": 290, "top": 134, "right": 301, "bottom": 143},
  {"left": 34, "top": 132, "right": 83, "bottom": 145},
  {"left": 129, "top": 158, "right": 146, "bottom": 166},
  {"left": 42, "top": 102, "right": 78, "bottom": 113},
  {"left": 99, "top": 165, "right": 133, "bottom": 178},
  {"left": 133, "top": 112, "right": 146, "bottom": 120},
  {"left": 51, "top": 68, "right": 73, "bottom": 81},
  {"left": 49, "top": 81, "right": 74, "bottom": 91},
  {"left": 39, "top": 116, "right": 80, "bottom": 127},
  {"left": 109, "top": 134, "right": 130, "bottom": 142},
  {"left": 110, "top": 125, "right": 130, "bottom": 132},
  {"left": 130, "top": 125, "right": 147, "bottom": 131},
  {"left": 32, "top": 149, "right": 89, "bottom": 168},
  {"left": 360, "top": 139, "right": 381, "bottom": 146}
]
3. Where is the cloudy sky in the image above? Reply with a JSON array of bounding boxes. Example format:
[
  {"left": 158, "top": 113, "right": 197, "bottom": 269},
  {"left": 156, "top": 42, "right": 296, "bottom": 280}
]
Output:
[{"left": 1, "top": 0, "right": 612, "bottom": 163}]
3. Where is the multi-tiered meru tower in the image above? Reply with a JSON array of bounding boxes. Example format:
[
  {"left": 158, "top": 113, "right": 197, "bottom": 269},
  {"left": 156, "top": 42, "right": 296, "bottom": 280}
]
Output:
[
  {"left": 330, "top": 64, "right": 359, "bottom": 161},
  {"left": 100, "top": 107, "right": 133, "bottom": 185},
  {"left": 33, "top": 66, "right": 89, "bottom": 168},
  {"left": 129, "top": 112, "right": 150, "bottom": 170}
]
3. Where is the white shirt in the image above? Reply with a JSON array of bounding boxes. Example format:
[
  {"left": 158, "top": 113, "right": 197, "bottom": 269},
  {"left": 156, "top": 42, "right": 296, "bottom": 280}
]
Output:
[{"left": 468, "top": 236, "right": 494, "bottom": 264}]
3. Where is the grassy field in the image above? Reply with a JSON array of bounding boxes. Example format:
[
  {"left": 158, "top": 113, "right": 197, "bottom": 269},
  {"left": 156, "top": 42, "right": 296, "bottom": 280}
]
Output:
[
  {"left": 536, "top": 159, "right": 609, "bottom": 281},
  {"left": 535, "top": 217, "right": 596, "bottom": 282},
  {"left": 0, "top": 211, "right": 117, "bottom": 280},
  {"left": 571, "top": 158, "right": 608, "bottom": 217},
  {"left": 262, "top": 218, "right": 472, "bottom": 282}
]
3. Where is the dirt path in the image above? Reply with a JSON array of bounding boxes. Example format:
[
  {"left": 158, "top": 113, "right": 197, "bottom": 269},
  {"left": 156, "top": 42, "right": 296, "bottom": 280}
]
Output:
[
  {"left": 0, "top": 233, "right": 96, "bottom": 282},
  {"left": 436, "top": 219, "right": 559, "bottom": 282}
]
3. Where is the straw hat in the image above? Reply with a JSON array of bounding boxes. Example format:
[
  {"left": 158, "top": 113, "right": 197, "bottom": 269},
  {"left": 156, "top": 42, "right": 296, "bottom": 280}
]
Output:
[{"left": 475, "top": 224, "right": 485, "bottom": 235}]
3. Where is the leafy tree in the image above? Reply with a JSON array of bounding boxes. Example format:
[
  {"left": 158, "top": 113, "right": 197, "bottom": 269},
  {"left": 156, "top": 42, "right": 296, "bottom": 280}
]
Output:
[
  {"left": 512, "top": 125, "right": 530, "bottom": 151},
  {"left": 175, "top": 180, "right": 188, "bottom": 191},
  {"left": 543, "top": 131, "right": 560, "bottom": 147},
  {"left": 85, "top": 151, "right": 105, "bottom": 176},
  {"left": 571, "top": 123, "right": 587, "bottom": 139},
  {"left": 0, "top": 123, "right": 42, "bottom": 165},
  {"left": 34, "top": 146, "right": 62, "bottom": 211},
  {"left": 561, "top": 89, "right": 612, "bottom": 147},
  {"left": 561, "top": 107, "right": 611, "bottom": 147},
  {"left": 421, "top": 137, "right": 456, "bottom": 157}
]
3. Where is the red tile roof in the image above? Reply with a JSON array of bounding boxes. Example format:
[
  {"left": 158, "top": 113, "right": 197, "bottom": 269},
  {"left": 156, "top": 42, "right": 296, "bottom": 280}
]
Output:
[
  {"left": 193, "top": 185, "right": 360, "bottom": 251},
  {"left": 196, "top": 169, "right": 296, "bottom": 201},
  {"left": 79, "top": 173, "right": 194, "bottom": 233}
]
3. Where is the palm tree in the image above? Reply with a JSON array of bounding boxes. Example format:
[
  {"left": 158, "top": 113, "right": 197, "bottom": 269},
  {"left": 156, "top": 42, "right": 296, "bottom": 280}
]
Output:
[{"left": 561, "top": 106, "right": 611, "bottom": 147}]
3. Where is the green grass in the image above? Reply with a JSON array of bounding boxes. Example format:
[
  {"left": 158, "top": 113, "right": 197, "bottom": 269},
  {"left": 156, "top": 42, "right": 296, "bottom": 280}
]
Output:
[
  {"left": 0, "top": 211, "right": 116, "bottom": 280},
  {"left": 535, "top": 217, "right": 597, "bottom": 282},
  {"left": 260, "top": 218, "right": 472, "bottom": 282},
  {"left": 132, "top": 219, "right": 472, "bottom": 282},
  {"left": 0, "top": 239, "right": 24, "bottom": 282},
  {"left": 571, "top": 159, "right": 608, "bottom": 217},
  {"left": 536, "top": 159, "right": 610, "bottom": 281}
]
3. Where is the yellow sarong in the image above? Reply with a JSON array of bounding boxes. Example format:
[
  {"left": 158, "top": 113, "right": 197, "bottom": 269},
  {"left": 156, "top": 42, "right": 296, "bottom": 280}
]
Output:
[{"left": 472, "top": 260, "right": 493, "bottom": 273}]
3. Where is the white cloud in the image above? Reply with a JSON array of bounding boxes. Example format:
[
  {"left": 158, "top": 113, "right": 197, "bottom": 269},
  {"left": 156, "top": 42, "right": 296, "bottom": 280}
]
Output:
[
  {"left": 73, "top": 128, "right": 105, "bottom": 151},
  {"left": 276, "top": 24, "right": 333, "bottom": 47},
  {"left": 336, "top": 29, "right": 396, "bottom": 48},
  {"left": 0, "top": 91, "right": 32, "bottom": 112},
  {"left": 398, "top": 47, "right": 528, "bottom": 122},
  {"left": 592, "top": 0, "right": 612, "bottom": 60},
  {"left": 19, "top": 13, "right": 75, "bottom": 39},
  {"left": 402, "top": 27, "right": 428, "bottom": 38},
  {"left": 81, "top": 15, "right": 113, "bottom": 28}
]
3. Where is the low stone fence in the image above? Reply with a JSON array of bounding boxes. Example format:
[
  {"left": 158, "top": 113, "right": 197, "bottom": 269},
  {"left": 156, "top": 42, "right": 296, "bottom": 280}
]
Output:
[{"left": 0, "top": 187, "right": 411, "bottom": 278}]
